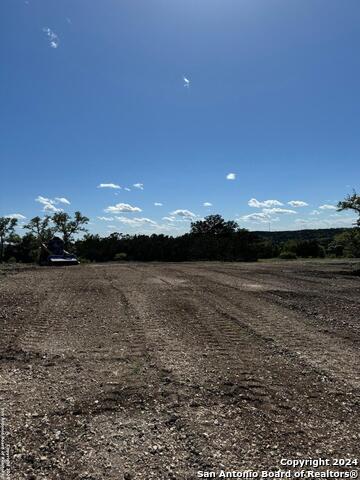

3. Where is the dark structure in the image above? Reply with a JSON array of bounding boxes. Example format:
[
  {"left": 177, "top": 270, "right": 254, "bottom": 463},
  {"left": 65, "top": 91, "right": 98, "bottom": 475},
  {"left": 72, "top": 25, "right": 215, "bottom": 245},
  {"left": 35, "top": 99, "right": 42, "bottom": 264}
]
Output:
[{"left": 40, "top": 236, "right": 79, "bottom": 266}]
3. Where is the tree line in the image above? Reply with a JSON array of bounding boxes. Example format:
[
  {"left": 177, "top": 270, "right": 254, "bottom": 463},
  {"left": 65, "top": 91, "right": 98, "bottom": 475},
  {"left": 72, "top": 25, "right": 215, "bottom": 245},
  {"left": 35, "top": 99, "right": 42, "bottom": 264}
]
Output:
[{"left": 1, "top": 192, "right": 359, "bottom": 263}]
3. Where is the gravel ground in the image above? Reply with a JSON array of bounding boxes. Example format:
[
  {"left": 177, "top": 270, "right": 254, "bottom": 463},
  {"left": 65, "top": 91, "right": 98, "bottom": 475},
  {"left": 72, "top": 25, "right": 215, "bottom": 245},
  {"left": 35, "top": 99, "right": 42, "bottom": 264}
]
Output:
[{"left": 0, "top": 260, "right": 359, "bottom": 479}]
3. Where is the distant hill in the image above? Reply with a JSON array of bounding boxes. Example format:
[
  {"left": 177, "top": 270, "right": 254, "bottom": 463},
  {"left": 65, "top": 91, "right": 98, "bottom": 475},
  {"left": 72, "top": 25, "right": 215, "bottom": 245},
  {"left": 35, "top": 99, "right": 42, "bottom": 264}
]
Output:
[{"left": 253, "top": 228, "right": 350, "bottom": 245}]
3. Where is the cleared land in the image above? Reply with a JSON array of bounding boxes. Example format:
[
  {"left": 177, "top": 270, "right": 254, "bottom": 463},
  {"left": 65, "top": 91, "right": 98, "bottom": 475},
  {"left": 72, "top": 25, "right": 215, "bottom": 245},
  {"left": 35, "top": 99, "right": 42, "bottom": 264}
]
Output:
[{"left": 0, "top": 261, "right": 360, "bottom": 479}]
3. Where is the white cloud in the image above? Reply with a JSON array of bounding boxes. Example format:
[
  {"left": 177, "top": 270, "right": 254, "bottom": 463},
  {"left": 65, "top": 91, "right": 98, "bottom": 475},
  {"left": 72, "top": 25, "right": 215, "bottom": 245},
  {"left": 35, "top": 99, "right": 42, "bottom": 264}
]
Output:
[
  {"left": 104, "top": 203, "right": 142, "bottom": 213},
  {"left": 115, "top": 216, "right": 156, "bottom": 226},
  {"left": 287, "top": 200, "right": 308, "bottom": 208},
  {"left": 310, "top": 210, "right": 321, "bottom": 216},
  {"left": 319, "top": 204, "right": 337, "bottom": 210},
  {"left": 105, "top": 214, "right": 181, "bottom": 234},
  {"left": 55, "top": 197, "right": 70, "bottom": 205},
  {"left": 43, "top": 27, "right": 59, "bottom": 49},
  {"left": 5, "top": 213, "right": 26, "bottom": 220},
  {"left": 141, "top": 218, "right": 158, "bottom": 225},
  {"left": 242, "top": 201, "right": 296, "bottom": 224},
  {"left": 226, "top": 173, "right": 236, "bottom": 180},
  {"left": 248, "top": 198, "right": 284, "bottom": 208},
  {"left": 171, "top": 209, "right": 196, "bottom": 219},
  {"left": 115, "top": 217, "right": 138, "bottom": 226},
  {"left": 162, "top": 216, "right": 175, "bottom": 222},
  {"left": 240, "top": 213, "right": 280, "bottom": 224},
  {"left": 35, "top": 196, "right": 63, "bottom": 213},
  {"left": 97, "top": 216, "right": 114, "bottom": 221},
  {"left": 45, "top": 204, "right": 61, "bottom": 213},
  {"left": 203, "top": 202, "right": 212, "bottom": 207},
  {"left": 44, "top": 204, "right": 62, "bottom": 213},
  {"left": 154, "top": 202, "right": 163, "bottom": 207},
  {"left": 124, "top": 187, "right": 131, "bottom": 192},
  {"left": 263, "top": 208, "right": 297, "bottom": 215},
  {"left": 294, "top": 217, "right": 355, "bottom": 229},
  {"left": 133, "top": 183, "right": 144, "bottom": 190},
  {"left": 241, "top": 213, "right": 270, "bottom": 223},
  {"left": 97, "top": 183, "right": 121, "bottom": 190},
  {"left": 115, "top": 216, "right": 177, "bottom": 233},
  {"left": 183, "top": 76, "right": 190, "bottom": 87},
  {"left": 36, "top": 195, "right": 53, "bottom": 205}
]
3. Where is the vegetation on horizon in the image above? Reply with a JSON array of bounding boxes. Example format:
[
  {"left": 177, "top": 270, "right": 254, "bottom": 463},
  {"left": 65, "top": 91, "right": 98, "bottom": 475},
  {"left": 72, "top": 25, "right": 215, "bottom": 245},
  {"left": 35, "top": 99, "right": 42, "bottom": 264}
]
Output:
[{"left": 0, "top": 193, "right": 359, "bottom": 263}]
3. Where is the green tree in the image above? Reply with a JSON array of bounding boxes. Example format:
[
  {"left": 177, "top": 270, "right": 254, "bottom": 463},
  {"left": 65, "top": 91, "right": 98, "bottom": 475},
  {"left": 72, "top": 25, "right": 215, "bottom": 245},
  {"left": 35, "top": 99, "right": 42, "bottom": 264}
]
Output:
[
  {"left": 190, "top": 214, "right": 238, "bottom": 236},
  {"left": 18, "top": 233, "right": 39, "bottom": 263},
  {"left": 281, "top": 239, "right": 325, "bottom": 258},
  {"left": 52, "top": 211, "right": 89, "bottom": 248},
  {"left": 333, "top": 230, "right": 360, "bottom": 258},
  {"left": 337, "top": 191, "right": 360, "bottom": 227},
  {"left": 0, "top": 217, "right": 18, "bottom": 262},
  {"left": 24, "top": 216, "right": 54, "bottom": 244}
]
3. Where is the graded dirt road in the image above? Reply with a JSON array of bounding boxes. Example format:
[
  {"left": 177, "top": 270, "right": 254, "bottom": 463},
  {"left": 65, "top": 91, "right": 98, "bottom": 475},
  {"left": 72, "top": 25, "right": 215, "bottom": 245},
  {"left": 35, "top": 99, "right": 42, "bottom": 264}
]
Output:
[{"left": 0, "top": 261, "right": 359, "bottom": 479}]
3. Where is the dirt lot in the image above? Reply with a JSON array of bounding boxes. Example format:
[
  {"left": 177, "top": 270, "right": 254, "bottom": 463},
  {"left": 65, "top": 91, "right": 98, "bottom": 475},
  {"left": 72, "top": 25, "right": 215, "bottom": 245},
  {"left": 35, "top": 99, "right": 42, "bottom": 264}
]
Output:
[{"left": 0, "top": 261, "right": 359, "bottom": 479}]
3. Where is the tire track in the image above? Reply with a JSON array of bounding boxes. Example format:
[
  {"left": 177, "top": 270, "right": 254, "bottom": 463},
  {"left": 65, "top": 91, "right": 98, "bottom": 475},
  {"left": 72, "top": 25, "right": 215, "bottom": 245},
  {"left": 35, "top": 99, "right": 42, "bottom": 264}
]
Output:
[{"left": 161, "top": 264, "right": 360, "bottom": 389}]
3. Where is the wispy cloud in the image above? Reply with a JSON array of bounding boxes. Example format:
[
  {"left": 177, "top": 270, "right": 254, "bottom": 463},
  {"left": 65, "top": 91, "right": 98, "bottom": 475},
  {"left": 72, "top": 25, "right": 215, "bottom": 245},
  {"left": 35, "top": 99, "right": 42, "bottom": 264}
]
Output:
[
  {"left": 310, "top": 210, "right": 321, "bottom": 216},
  {"left": 241, "top": 199, "right": 295, "bottom": 223},
  {"left": 263, "top": 208, "right": 297, "bottom": 215},
  {"left": 104, "top": 203, "right": 142, "bottom": 213},
  {"left": 41, "top": 204, "right": 60, "bottom": 213},
  {"left": 171, "top": 209, "right": 196, "bottom": 219},
  {"left": 35, "top": 195, "right": 68, "bottom": 212},
  {"left": 288, "top": 200, "right": 308, "bottom": 207},
  {"left": 43, "top": 27, "right": 59, "bottom": 49},
  {"left": 97, "top": 216, "right": 114, "bottom": 221},
  {"left": 133, "top": 183, "right": 144, "bottom": 190},
  {"left": 241, "top": 212, "right": 273, "bottom": 223},
  {"left": 294, "top": 217, "right": 354, "bottom": 228},
  {"left": 248, "top": 198, "right": 283, "bottom": 208},
  {"left": 319, "top": 204, "right": 337, "bottom": 210},
  {"left": 124, "top": 187, "right": 131, "bottom": 192},
  {"left": 55, "top": 197, "right": 70, "bottom": 205},
  {"left": 183, "top": 76, "right": 190, "bottom": 88},
  {"left": 203, "top": 202, "right": 212, "bottom": 207},
  {"left": 97, "top": 183, "right": 121, "bottom": 190},
  {"left": 113, "top": 216, "right": 177, "bottom": 233},
  {"left": 5, "top": 213, "right": 26, "bottom": 220},
  {"left": 115, "top": 216, "right": 157, "bottom": 226},
  {"left": 226, "top": 173, "right": 236, "bottom": 180},
  {"left": 154, "top": 202, "right": 163, "bottom": 207}
]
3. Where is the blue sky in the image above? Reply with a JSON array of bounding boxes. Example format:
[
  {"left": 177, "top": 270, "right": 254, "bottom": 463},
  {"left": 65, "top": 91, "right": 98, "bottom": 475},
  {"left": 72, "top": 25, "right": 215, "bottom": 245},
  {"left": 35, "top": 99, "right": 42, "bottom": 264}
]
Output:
[{"left": 1, "top": 0, "right": 359, "bottom": 235}]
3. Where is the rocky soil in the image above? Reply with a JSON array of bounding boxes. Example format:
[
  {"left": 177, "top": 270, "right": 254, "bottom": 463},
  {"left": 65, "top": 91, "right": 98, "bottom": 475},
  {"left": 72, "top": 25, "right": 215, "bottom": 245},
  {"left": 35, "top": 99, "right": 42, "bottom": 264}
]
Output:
[{"left": 0, "top": 260, "right": 359, "bottom": 479}]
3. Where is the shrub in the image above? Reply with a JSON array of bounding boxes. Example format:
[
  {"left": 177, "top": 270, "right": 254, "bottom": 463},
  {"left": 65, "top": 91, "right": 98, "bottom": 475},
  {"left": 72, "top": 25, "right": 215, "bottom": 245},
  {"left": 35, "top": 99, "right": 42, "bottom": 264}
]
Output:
[
  {"left": 281, "top": 239, "right": 325, "bottom": 258},
  {"left": 78, "top": 257, "right": 91, "bottom": 264},
  {"left": 279, "top": 251, "right": 297, "bottom": 260},
  {"left": 114, "top": 252, "right": 127, "bottom": 261},
  {"left": 333, "top": 229, "right": 360, "bottom": 258}
]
